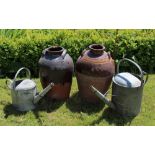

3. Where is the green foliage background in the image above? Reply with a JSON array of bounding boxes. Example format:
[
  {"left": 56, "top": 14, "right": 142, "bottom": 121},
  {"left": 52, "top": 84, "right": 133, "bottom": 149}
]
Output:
[{"left": 0, "top": 29, "right": 155, "bottom": 77}]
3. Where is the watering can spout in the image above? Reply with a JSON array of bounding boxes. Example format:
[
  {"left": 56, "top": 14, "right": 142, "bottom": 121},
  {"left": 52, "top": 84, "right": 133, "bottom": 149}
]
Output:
[
  {"left": 34, "top": 82, "right": 54, "bottom": 104},
  {"left": 90, "top": 86, "right": 115, "bottom": 109}
]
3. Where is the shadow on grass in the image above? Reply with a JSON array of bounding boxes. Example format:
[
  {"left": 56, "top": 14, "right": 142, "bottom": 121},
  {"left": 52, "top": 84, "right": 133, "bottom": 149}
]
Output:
[
  {"left": 4, "top": 102, "right": 27, "bottom": 118},
  {"left": 3, "top": 98, "right": 64, "bottom": 125},
  {"left": 4, "top": 103, "right": 43, "bottom": 125},
  {"left": 66, "top": 92, "right": 105, "bottom": 115},
  {"left": 90, "top": 107, "right": 135, "bottom": 126},
  {"left": 35, "top": 97, "right": 64, "bottom": 113}
]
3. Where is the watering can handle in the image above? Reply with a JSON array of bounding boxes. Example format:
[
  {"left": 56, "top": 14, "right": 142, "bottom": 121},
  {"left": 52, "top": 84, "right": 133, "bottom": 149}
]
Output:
[
  {"left": 117, "top": 58, "right": 144, "bottom": 84},
  {"left": 12, "top": 67, "right": 31, "bottom": 88}
]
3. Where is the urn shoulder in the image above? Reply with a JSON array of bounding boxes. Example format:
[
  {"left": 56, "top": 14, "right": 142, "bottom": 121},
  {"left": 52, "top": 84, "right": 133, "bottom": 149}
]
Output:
[
  {"left": 76, "top": 44, "right": 115, "bottom": 77},
  {"left": 38, "top": 46, "right": 74, "bottom": 72}
]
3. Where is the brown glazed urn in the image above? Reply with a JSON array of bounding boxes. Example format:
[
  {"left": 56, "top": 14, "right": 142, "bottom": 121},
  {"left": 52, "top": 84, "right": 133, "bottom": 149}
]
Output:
[
  {"left": 76, "top": 44, "right": 115, "bottom": 103},
  {"left": 38, "top": 46, "right": 74, "bottom": 101}
]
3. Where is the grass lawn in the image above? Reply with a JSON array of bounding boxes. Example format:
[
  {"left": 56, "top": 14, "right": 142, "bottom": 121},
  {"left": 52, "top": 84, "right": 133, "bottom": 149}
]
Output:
[{"left": 0, "top": 75, "right": 155, "bottom": 126}]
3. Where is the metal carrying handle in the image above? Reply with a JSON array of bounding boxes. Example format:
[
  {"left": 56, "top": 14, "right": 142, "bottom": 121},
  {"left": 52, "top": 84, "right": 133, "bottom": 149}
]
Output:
[
  {"left": 12, "top": 67, "right": 31, "bottom": 89},
  {"left": 117, "top": 58, "right": 148, "bottom": 86}
]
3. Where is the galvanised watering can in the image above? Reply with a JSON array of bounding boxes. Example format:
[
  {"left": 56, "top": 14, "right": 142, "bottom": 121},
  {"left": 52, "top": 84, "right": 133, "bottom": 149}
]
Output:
[
  {"left": 6, "top": 67, "right": 54, "bottom": 111},
  {"left": 91, "top": 58, "right": 148, "bottom": 117}
]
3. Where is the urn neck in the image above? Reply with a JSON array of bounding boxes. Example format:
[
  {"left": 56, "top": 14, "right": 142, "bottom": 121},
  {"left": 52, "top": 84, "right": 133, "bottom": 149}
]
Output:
[
  {"left": 46, "top": 46, "right": 64, "bottom": 55},
  {"left": 89, "top": 44, "right": 105, "bottom": 55}
]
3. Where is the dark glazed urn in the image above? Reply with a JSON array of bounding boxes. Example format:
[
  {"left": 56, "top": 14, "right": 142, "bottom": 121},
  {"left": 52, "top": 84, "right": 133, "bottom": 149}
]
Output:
[
  {"left": 76, "top": 44, "right": 115, "bottom": 103},
  {"left": 38, "top": 46, "right": 74, "bottom": 101}
]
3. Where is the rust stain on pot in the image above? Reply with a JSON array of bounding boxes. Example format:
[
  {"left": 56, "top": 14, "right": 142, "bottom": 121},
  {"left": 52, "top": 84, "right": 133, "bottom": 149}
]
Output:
[{"left": 80, "top": 57, "right": 114, "bottom": 64}]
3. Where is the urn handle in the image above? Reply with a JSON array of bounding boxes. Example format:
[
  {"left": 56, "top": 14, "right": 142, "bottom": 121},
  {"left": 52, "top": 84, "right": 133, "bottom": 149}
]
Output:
[
  {"left": 142, "top": 71, "right": 148, "bottom": 85},
  {"left": 12, "top": 67, "right": 31, "bottom": 89},
  {"left": 117, "top": 58, "right": 147, "bottom": 86},
  {"left": 107, "top": 52, "right": 111, "bottom": 59},
  {"left": 61, "top": 49, "right": 67, "bottom": 59},
  {"left": 80, "top": 49, "right": 87, "bottom": 56}
]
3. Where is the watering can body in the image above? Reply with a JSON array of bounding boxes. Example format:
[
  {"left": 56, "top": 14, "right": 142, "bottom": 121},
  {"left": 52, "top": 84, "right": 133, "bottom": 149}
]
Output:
[
  {"left": 10, "top": 79, "right": 37, "bottom": 111},
  {"left": 7, "top": 67, "right": 54, "bottom": 111},
  {"left": 111, "top": 78, "right": 144, "bottom": 116},
  {"left": 91, "top": 58, "right": 148, "bottom": 117}
]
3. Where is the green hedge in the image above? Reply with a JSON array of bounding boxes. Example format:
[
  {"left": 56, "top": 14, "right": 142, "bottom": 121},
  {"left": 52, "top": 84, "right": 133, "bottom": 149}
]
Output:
[{"left": 0, "top": 29, "right": 155, "bottom": 77}]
